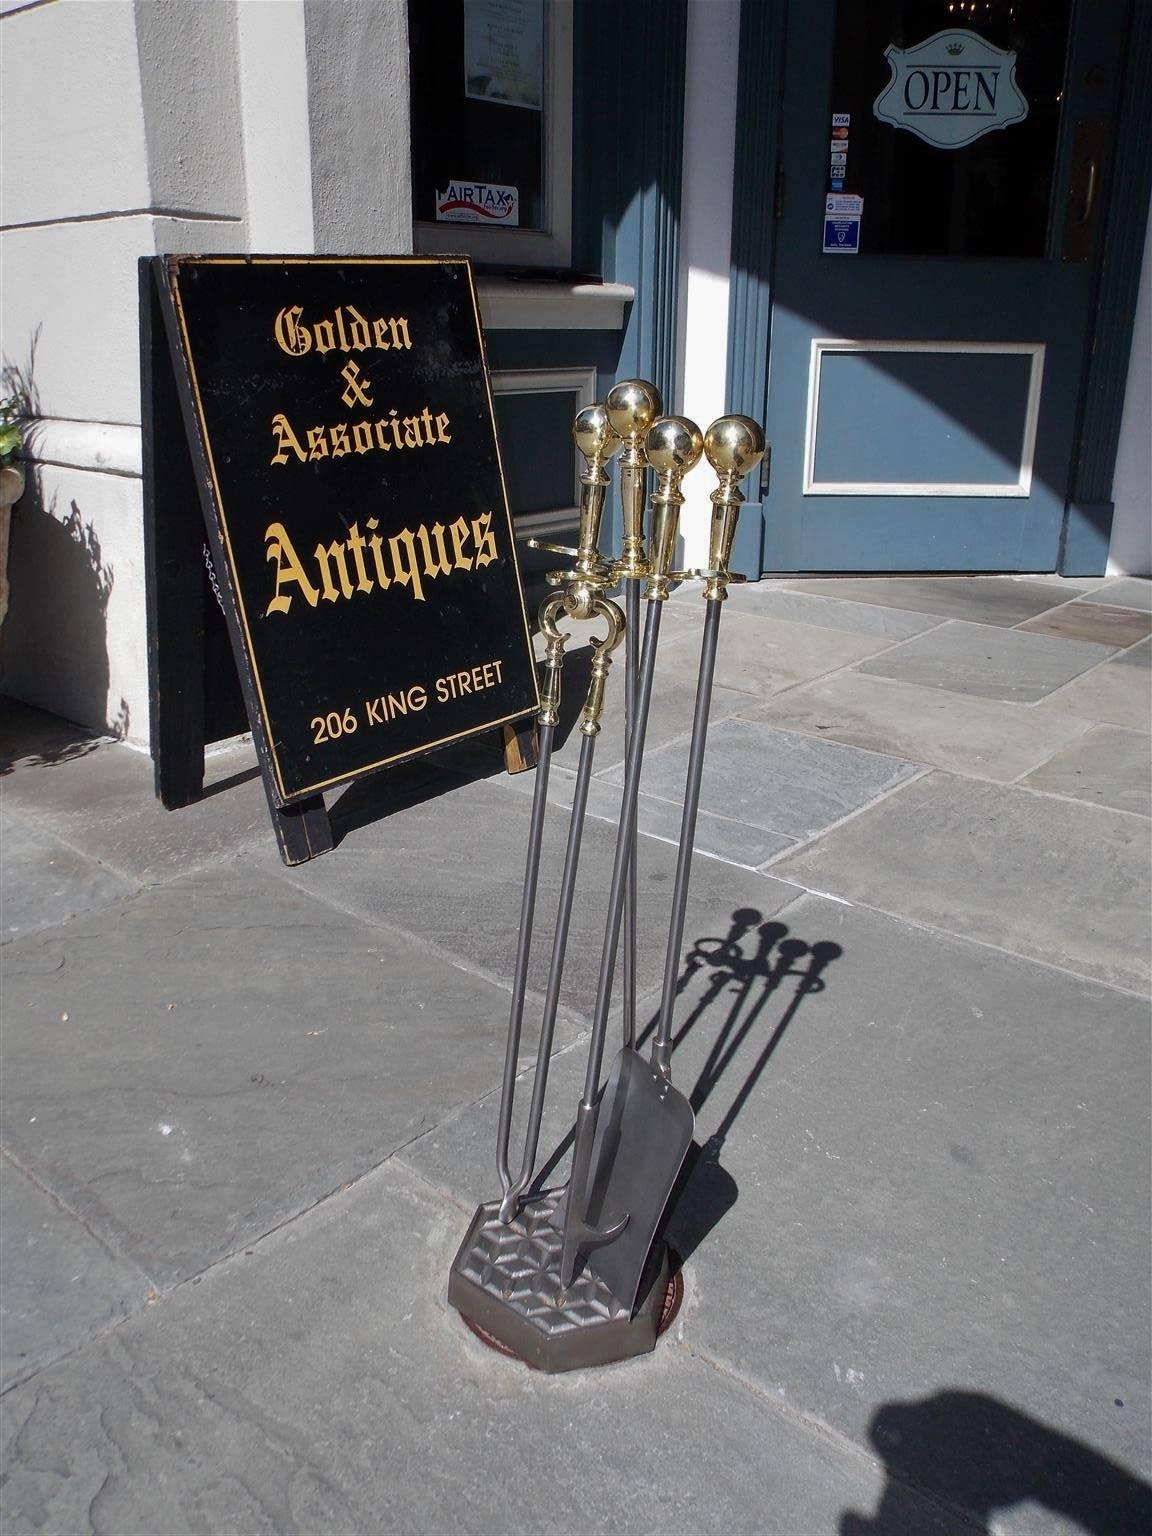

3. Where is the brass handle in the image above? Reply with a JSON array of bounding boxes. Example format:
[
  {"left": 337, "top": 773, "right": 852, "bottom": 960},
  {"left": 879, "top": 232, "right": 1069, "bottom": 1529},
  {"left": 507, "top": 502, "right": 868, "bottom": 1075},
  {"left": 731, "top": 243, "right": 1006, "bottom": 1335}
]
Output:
[
  {"left": 536, "top": 593, "right": 570, "bottom": 727},
  {"left": 1077, "top": 158, "right": 1098, "bottom": 226},
  {"left": 580, "top": 598, "right": 626, "bottom": 735},
  {"left": 701, "top": 415, "right": 767, "bottom": 601},
  {"left": 605, "top": 379, "right": 663, "bottom": 579},
  {"left": 644, "top": 415, "right": 705, "bottom": 600}
]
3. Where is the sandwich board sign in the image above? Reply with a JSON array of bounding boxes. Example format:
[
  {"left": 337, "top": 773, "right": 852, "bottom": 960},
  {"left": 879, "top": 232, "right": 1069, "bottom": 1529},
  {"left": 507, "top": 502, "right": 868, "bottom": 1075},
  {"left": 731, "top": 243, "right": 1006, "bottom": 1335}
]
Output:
[{"left": 141, "top": 255, "right": 539, "bottom": 863}]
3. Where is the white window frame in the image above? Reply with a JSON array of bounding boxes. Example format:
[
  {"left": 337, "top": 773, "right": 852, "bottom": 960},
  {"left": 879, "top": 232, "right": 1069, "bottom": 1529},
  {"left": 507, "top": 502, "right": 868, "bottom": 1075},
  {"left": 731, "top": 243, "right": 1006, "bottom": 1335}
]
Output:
[
  {"left": 491, "top": 365, "right": 595, "bottom": 534},
  {"left": 414, "top": 1, "right": 573, "bottom": 269}
]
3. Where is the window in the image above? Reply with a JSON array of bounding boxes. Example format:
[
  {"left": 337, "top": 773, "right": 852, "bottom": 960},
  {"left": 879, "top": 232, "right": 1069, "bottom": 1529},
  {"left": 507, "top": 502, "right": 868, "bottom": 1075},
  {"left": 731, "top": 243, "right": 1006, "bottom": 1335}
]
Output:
[
  {"left": 408, "top": 0, "right": 573, "bottom": 268},
  {"left": 828, "top": 0, "right": 1072, "bottom": 257},
  {"left": 491, "top": 368, "right": 594, "bottom": 534}
]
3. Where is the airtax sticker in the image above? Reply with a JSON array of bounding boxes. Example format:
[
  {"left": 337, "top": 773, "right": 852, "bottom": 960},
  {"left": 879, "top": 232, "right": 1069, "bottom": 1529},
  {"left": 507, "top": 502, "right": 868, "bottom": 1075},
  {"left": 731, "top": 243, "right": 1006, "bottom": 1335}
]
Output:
[{"left": 435, "top": 181, "right": 519, "bottom": 226}]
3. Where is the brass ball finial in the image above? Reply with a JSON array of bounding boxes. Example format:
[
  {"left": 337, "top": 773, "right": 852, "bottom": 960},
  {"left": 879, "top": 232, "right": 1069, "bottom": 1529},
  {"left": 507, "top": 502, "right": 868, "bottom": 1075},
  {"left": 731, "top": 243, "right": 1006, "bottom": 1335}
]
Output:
[
  {"left": 605, "top": 379, "right": 663, "bottom": 443},
  {"left": 572, "top": 404, "right": 622, "bottom": 466},
  {"left": 644, "top": 416, "right": 703, "bottom": 597},
  {"left": 703, "top": 415, "right": 766, "bottom": 481},
  {"left": 644, "top": 415, "right": 705, "bottom": 479}
]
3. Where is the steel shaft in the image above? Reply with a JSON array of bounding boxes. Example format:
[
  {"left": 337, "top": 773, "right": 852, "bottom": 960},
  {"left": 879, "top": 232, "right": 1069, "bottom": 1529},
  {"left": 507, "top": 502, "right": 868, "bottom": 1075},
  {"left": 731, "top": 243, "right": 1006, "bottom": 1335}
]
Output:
[{"left": 651, "top": 596, "right": 722, "bottom": 1078}]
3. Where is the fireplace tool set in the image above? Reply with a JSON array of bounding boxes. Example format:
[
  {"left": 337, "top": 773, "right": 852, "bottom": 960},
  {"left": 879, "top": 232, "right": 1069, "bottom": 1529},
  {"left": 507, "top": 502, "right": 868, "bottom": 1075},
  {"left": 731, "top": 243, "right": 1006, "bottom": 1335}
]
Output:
[{"left": 448, "top": 381, "right": 766, "bottom": 1371}]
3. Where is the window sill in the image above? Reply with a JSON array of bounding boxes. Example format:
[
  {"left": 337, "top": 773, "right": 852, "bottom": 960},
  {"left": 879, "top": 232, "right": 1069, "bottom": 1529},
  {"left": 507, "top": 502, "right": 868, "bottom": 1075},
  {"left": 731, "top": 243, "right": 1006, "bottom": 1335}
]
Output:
[{"left": 476, "top": 278, "right": 634, "bottom": 331}]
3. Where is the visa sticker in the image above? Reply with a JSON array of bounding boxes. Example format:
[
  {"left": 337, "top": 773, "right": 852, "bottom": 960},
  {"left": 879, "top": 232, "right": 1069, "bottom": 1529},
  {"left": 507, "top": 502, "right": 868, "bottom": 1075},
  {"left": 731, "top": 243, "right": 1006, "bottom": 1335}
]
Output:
[{"left": 832, "top": 113, "right": 851, "bottom": 127}]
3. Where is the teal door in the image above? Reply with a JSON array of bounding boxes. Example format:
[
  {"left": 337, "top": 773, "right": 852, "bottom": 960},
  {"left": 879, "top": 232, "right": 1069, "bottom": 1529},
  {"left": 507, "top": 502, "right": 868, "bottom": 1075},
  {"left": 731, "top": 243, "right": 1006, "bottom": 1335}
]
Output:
[{"left": 762, "top": 0, "right": 1129, "bottom": 573}]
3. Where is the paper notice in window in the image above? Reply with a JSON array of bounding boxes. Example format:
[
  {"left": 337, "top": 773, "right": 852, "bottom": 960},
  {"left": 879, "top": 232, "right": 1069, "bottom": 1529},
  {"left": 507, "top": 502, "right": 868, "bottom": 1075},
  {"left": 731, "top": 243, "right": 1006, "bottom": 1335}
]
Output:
[
  {"left": 823, "top": 194, "right": 863, "bottom": 254},
  {"left": 464, "top": 0, "right": 544, "bottom": 111}
]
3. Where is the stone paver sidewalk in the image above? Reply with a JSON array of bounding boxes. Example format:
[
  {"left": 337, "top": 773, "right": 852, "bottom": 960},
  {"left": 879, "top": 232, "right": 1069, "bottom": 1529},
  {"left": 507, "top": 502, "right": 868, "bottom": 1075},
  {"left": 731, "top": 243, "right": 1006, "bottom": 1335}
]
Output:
[{"left": 2, "top": 574, "right": 1150, "bottom": 1535}]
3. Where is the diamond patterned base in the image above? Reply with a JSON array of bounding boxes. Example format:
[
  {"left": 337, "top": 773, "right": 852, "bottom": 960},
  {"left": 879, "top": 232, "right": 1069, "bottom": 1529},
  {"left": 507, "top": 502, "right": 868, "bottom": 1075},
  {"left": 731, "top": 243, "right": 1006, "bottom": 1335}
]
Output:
[{"left": 448, "top": 1192, "right": 670, "bottom": 1373}]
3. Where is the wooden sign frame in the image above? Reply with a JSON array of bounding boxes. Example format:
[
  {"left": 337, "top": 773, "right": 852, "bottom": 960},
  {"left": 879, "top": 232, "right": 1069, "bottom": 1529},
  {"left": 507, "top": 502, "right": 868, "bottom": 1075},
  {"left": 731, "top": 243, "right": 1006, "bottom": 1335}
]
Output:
[{"left": 140, "top": 255, "right": 539, "bottom": 865}]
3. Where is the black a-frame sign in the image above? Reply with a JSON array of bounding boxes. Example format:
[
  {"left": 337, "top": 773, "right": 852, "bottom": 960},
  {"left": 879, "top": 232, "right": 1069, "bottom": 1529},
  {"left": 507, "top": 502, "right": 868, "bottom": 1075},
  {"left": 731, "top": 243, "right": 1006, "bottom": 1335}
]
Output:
[{"left": 140, "top": 255, "right": 539, "bottom": 865}]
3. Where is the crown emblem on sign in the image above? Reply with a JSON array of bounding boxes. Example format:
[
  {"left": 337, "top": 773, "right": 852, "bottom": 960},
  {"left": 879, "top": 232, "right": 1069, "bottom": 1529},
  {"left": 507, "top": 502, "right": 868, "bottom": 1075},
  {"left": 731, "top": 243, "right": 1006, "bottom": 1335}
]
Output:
[{"left": 946, "top": 41, "right": 964, "bottom": 54}]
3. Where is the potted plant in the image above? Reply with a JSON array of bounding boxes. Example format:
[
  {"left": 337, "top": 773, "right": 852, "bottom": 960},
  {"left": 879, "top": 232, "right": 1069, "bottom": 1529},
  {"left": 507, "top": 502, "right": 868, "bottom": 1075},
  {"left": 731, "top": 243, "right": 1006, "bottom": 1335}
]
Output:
[{"left": 0, "top": 393, "right": 26, "bottom": 630}]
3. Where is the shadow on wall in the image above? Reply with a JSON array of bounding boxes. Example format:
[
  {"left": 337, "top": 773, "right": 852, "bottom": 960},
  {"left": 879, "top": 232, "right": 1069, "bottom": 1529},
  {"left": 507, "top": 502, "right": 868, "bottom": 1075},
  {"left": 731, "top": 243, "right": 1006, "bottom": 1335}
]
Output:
[
  {"left": 842, "top": 1390, "right": 1152, "bottom": 1534},
  {"left": 1, "top": 334, "right": 126, "bottom": 740},
  {"left": 0, "top": 477, "right": 124, "bottom": 740}
]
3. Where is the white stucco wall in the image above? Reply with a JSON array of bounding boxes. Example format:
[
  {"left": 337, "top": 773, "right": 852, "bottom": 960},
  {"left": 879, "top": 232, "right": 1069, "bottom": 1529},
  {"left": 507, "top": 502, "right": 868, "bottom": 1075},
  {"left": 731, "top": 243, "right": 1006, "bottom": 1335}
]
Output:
[
  {"left": 304, "top": 0, "right": 413, "bottom": 254},
  {"left": 1107, "top": 202, "right": 1152, "bottom": 577},
  {"left": 1, "top": 0, "right": 413, "bottom": 748},
  {"left": 237, "top": 0, "right": 315, "bottom": 251},
  {"left": 2, "top": 0, "right": 151, "bottom": 225},
  {"left": 0, "top": 1, "right": 252, "bottom": 743}
]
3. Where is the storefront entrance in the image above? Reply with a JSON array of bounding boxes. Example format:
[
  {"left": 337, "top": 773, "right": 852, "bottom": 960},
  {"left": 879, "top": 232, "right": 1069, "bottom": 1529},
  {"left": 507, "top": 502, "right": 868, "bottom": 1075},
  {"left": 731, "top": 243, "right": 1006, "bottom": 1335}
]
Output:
[{"left": 758, "top": 0, "right": 1132, "bottom": 574}]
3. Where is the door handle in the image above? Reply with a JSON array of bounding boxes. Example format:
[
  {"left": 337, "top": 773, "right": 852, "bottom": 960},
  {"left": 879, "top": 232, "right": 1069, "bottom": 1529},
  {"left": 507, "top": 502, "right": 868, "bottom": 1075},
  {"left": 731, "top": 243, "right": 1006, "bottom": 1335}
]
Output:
[
  {"left": 1062, "top": 118, "right": 1106, "bottom": 263},
  {"left": 1077, "top": 158, "right": 1098, "bottom": 226}
]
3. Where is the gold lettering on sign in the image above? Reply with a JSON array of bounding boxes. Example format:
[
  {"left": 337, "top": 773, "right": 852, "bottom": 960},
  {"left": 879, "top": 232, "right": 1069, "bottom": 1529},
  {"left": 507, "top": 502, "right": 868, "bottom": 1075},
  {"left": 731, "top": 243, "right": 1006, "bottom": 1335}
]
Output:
[
  {"left": 265, "top": 522, "right": 321, "bottom": 614},
  {"left": 270, "top": 412, "right": 308, "bottom": 465},
  {"left": 273, "top": 305, "right": 412, "bottom": 358},
  {"left": 263, "top": 512, "right": 497, "bottom": 617},
  {"left": 341, "top": 361, "right": 373, "bottom": 409},
  {"left": 315, "top": 538, "right": 355, "bottom": 603},
  {"left": 269, "top": 407, "right": 452, "bottom": 466}
]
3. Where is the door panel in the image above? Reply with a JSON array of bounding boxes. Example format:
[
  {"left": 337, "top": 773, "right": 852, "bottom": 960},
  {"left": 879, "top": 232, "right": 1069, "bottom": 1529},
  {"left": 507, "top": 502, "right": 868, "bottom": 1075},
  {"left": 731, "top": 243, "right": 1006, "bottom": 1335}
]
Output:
[{"left": 763, "top": 0, "right": 1128, "bottom": 573}]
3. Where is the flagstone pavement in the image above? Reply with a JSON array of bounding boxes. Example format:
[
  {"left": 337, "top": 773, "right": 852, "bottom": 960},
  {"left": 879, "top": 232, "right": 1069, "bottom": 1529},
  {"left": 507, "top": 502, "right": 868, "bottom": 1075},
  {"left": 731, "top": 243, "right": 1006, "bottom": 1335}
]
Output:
[{"left": 2, "top": 574, "right": 1149, "bottom": 1535}]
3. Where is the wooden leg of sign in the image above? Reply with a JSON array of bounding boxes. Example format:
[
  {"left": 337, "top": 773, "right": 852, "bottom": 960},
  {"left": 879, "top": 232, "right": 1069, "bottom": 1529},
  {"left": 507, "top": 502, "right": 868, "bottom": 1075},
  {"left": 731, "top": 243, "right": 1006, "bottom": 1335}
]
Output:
[
  {"left": 268, "top": 792, "right": 334, "bottom": 866},
  {"left": 502, "top": 721, "right": 539, "bottom": 774}
]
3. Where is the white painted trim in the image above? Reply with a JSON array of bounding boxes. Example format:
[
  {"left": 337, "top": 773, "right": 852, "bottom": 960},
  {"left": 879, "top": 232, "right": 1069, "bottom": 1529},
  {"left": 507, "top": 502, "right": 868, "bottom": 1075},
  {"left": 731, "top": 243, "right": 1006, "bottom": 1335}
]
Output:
[
  {"left": 676, "top": 0, "right": 741, "bottom": 566},
  {"left": 802, "top": 338, "right": 1046, "bottom": 497},
  {"left": 414, "top": 0, "right": 573, "bottom": 267},
  {"left": 476, "top": 279, "right": 633, "bottom": 331},
  {"left": 490, "top": 366, "right": 596, "bottom": 402},
  {"left": 25, "top": 419, "right": 142, "bottom": 478},
  {"left": 1107, "top": 199, "right": 1151, "bottom": 575},
  {"left": 490, "top": 366, "right": 595, "bottom": 533}
]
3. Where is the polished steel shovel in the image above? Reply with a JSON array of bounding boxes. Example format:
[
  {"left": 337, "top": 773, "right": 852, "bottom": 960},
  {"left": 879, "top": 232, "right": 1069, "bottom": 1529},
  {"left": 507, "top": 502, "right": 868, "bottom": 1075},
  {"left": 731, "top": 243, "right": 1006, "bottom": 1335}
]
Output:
[{"left": 558, "top": 414, "right": 704, "bottom": 1296}]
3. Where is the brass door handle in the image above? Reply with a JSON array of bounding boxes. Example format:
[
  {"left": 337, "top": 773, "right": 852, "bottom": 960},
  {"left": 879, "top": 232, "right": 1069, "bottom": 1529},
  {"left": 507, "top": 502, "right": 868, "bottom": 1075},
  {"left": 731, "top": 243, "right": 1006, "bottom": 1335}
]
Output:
[{"left": 1078, "top": 158, "right": 1098, "bottom": 226}]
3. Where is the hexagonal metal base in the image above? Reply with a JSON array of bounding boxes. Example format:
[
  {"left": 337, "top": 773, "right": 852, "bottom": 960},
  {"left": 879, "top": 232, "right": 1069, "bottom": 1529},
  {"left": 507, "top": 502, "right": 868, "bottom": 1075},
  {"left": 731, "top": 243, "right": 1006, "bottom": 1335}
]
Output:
[{"left": 448, "top": 1191, "right": 670, "bottom": 1373}]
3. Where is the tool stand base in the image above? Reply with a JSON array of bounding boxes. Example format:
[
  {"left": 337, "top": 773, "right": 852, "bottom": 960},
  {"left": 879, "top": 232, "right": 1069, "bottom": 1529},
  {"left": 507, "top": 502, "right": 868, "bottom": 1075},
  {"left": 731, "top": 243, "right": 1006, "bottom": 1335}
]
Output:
[{"left": 448, "top": 1192, "right": 672, "bottom": 1373}]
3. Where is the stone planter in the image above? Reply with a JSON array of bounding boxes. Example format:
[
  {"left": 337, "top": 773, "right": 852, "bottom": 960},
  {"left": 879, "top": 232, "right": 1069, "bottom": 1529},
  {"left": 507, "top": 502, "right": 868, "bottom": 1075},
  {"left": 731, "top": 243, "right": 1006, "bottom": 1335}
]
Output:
[{"left": 0, "top": 461, "right": 26, "bottom": 632}]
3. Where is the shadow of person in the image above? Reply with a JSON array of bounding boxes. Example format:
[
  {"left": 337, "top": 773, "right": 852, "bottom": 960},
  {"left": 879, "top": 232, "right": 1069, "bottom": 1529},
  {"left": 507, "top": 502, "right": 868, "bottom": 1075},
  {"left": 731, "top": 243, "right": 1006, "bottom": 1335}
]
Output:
[{"left": 841, "top": 1391, "right": 1152, "bottom": 1535}]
